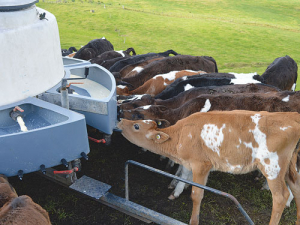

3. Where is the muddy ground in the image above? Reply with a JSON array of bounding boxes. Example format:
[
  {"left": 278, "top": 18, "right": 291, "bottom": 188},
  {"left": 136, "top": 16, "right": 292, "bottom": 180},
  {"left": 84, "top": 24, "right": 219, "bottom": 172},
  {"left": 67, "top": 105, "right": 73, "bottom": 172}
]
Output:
[{"left": 8, "top": 126, "right": 297, "bottom": 225}]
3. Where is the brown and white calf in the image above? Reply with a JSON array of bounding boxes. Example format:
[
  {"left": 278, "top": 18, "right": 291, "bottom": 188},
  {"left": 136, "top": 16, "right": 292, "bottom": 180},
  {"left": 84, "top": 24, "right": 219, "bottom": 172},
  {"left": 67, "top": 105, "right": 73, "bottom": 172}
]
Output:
[
  {"left": 117, "top": 75, "right": 232, "bottom": 104},
  {"left": 0, "top": 175, "right": 51, "bottom": 225},
  {"left": 109, "top": 50, "right": 179, "bottom": 73},
  {"left": 121, "top": 55, "right": 218, "bottom": 89},
  {"left": 117, "top": 70, "right": 206, "bottom": 96},
  {"left": 119, "top": 57, "right": 165, "bottom": 79},
  {"left": 118, "top": 111, "right": 300, "bottom": 225}
]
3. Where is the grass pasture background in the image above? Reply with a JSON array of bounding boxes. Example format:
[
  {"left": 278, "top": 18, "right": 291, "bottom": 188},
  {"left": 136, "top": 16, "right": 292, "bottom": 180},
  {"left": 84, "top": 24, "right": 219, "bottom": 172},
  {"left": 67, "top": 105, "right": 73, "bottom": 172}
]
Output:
[
  {"left": 18, "top": 1, "right": 300, "bottom": 224},
  {"left": 38, "top": 0, "right": 300, "bottom": 79}
]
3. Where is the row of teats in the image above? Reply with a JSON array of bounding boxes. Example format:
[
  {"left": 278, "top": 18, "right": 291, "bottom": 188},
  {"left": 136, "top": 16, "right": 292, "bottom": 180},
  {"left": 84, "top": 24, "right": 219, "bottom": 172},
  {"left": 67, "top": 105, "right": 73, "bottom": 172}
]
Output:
[{"left": 10, "top": 106, "right": 28, "bottom": 132}]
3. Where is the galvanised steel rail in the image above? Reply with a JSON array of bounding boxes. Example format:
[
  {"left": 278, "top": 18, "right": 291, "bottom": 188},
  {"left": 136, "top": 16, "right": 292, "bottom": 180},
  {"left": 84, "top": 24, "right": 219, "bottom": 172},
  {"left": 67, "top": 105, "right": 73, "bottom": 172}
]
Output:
[
  {"left": 125, "top": 160, "right": 254, "bottom": 225},
  {"left": 37, "top": 167, "right": 186, "bottom": 225}
]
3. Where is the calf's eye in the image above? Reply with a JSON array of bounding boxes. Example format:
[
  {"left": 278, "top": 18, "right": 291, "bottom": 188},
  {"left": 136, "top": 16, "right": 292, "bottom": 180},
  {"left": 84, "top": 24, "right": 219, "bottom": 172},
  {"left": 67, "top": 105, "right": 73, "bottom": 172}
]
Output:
[{"left": 134, "top": 124, "right": 139, "bottom": 130}]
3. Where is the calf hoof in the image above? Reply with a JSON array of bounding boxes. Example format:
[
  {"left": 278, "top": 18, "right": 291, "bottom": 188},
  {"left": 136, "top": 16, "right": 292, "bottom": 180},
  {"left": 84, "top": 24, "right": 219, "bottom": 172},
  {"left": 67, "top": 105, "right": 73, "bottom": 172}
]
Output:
[
  {"left": 168, "top": 184, "right": 175, "bottom": 189},
  {"left": 168, "top": 194, "right": 176, "bottom": 200},
  {"left": 138, "top": 148, "right": 148, "bottom": 154},
  {"left": 159, "top": 155, "right": 166, "bottom": 161},
  {"left": 261, "top": 180, "right": 270, "bottom": 190},
  {"left": 164, "top": 160, "right": 175, "bottom": 171}
]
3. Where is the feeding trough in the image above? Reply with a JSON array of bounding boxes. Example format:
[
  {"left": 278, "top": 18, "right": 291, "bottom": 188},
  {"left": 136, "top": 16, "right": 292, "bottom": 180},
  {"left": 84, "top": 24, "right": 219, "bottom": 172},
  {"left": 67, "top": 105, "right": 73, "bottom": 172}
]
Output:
[
  {"left": 62, "top": 56, "right": 91, "bottom": 67},
  {"left": 40, "top": 63, "right": 117, "bottom": 135},
  {"left": 0, "top": 97, "right": 89, "bottom": 177}
]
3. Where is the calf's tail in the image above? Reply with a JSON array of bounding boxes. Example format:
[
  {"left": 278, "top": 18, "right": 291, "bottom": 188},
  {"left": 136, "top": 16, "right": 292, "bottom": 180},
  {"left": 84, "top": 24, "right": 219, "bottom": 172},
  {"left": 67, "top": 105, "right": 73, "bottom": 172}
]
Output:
[{"left": 288, "top": 140, "right": 300, "bottom": 183}]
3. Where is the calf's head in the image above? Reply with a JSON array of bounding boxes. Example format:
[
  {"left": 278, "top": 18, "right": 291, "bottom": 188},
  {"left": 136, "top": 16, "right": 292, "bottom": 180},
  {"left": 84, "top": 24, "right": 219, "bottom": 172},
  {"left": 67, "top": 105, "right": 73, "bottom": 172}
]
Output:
[{"left": 117, "top": 119, "right": 169, "bottom": 148}]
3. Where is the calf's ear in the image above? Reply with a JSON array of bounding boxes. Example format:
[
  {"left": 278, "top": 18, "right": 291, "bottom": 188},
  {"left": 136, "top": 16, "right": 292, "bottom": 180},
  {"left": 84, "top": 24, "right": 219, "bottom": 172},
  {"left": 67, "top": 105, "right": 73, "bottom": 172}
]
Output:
[{"left": 146, "top": 131, "right": 169, "bottom": 144}]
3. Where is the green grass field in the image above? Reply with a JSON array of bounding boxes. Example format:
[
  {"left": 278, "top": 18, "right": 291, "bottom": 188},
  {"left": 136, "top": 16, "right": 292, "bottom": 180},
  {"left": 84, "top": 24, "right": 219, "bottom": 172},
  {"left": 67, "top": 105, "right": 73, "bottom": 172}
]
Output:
[{"left": 37, "top": 0, "right": 300, "bottom": 79}]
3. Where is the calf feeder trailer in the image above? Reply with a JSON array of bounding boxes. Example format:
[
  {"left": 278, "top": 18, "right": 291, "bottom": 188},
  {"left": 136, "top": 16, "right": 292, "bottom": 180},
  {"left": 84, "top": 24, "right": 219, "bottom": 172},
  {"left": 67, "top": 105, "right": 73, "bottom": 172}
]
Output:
[{"left": 0, "top": 1, "right": 253, "bottom": 224}]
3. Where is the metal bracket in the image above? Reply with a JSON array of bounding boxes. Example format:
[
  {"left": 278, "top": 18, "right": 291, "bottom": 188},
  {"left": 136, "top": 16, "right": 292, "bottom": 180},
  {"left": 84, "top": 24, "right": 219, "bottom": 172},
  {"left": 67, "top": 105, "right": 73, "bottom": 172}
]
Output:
[{"left": 70, "top": 175, "right": 111, "bottom": 199}]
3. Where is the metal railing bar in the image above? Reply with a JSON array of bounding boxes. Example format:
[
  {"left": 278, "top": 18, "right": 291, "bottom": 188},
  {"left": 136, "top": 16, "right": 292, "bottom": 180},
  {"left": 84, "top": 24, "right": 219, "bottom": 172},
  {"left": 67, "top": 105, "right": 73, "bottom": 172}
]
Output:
[{"left": 125, "top": 160, "right": 254, "bottom": 225}]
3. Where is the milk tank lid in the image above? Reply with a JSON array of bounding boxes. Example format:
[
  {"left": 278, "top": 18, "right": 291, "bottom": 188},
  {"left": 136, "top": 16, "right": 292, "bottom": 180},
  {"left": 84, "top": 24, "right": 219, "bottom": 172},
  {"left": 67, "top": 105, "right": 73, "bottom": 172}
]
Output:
[{"left": 0, "top": 0, "right": 39, "bottom": 12}]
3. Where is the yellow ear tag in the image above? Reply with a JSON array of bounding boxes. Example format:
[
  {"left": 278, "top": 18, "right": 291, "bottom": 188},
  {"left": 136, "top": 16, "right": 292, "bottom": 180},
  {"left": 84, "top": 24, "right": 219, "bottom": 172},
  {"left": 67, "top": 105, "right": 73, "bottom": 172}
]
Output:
[
  {"left": 156, "top": 134, "right": 161, "bottom": 139},
  {"left": 158, "top": 121, "right": 162, "bottom": 126}
]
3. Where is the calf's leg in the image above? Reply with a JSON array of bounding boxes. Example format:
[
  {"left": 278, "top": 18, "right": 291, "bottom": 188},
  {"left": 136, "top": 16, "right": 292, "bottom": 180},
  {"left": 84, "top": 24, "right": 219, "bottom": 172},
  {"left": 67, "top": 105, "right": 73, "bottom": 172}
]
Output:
[
  {"left": 266, "top": 177, "right": 290, "bottom": 225},
  {"left": 262, "top": 179, "right": 294, "bottom": 207},
  {"left": 286, "top": 171, "right": 300, "bottom": 224},
  {"left": 165, "top": 159, "right": 175, "bottom": 171},
  {"left": 169, "top": 166, "right": 192, "bottom": 200},
  {"left": 168, "top": 165, "right": 183, "bottom": 189},
  {"left": 189, "top": 163, "right": 212, "bottom": 225}
]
